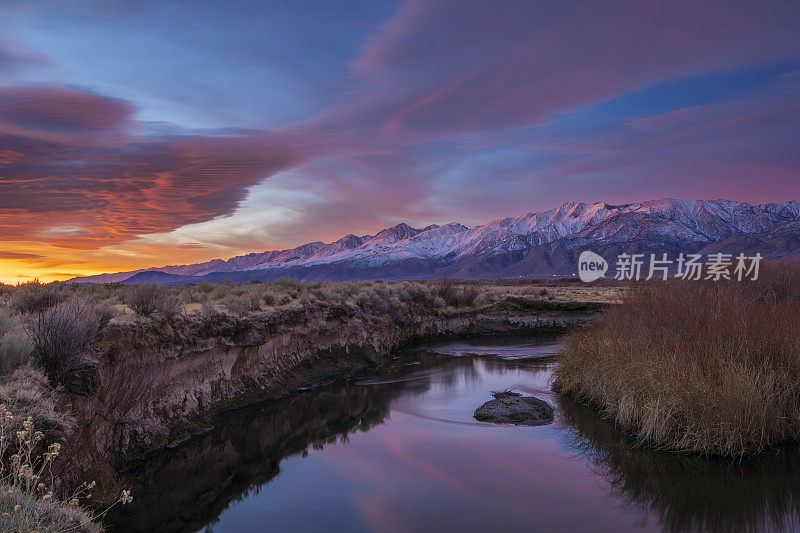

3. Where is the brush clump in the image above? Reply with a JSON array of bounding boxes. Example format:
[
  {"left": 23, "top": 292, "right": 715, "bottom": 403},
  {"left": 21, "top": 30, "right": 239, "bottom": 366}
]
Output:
[{"left": 555, "top": 262, "right": 800, "bottom": 456}]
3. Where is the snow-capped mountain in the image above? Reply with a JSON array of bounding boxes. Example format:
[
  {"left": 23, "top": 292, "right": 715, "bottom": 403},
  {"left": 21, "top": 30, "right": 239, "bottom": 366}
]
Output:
[{"left": 71, "top": 199, "right": 800, "bottom": 284}]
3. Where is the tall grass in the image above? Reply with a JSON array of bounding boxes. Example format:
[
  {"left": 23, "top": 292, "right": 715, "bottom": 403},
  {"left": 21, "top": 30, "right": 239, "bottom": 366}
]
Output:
[{"left": 555, "top": 262, "right": 800, "bottom": 456}]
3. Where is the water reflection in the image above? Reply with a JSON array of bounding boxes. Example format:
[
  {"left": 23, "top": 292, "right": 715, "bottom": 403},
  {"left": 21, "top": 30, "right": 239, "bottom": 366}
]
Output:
[
  {"left": 107, "top": 385, "right": 395, "bottom": 532},
  {"left": 557, "top": 396, "right": 800, "bottom": 533},
  {"left": 106, "top": 336, "right": 800, "bottom": 533}
]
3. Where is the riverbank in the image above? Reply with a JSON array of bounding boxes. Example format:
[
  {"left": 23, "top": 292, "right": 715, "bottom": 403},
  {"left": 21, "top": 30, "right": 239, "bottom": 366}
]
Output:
[
  {"left": 66, "top": 294, "right": 603, "bottom": 465},
  {"left": 0, "top": 279, "right": 612, "bottom": 462},
  {"left": 555, "top": 262, "right": 800, "bottom": 456},
  {"left": 0, "top": 279, "right": 614, "bottom": 531},
  {"left": 107, "top": 336, "right": 800, "bottom": 533}
]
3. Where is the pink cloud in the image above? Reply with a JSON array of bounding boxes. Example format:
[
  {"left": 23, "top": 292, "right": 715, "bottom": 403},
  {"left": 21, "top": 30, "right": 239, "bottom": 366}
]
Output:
[
  {"left": 0, "top": 86, "right": 136, "bottom": 144},
  {"left": 0, "top": 86, "right": 305, "bottom": 248},
  {"left": 348, "top": 0, "right": 800, "bottom": 139}
]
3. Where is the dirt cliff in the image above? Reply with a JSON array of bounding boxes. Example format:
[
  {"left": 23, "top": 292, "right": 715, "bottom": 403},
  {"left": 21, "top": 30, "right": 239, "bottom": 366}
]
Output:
[{"left": 62, "top": 298, "right": 601, "bottom": 464}]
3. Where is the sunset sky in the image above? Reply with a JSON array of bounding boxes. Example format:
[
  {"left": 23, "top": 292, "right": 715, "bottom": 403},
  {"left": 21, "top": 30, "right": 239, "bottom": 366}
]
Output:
[{"left": 1, "top": 0, "right": 799, "bottom": 283}]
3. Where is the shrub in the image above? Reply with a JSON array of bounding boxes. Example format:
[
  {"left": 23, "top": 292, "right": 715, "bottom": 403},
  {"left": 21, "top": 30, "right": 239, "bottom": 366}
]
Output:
[
  {"left": 196, "top": 282, "right": 215, "bottom": 293},
  {"left": 221, "top": 293, "right": 261, "bottom": 315},
  {"left": 434, "top": 279, "right": 480, "bottom": 307},
  {"left": 273, "top": 277, "right": 303, "bottom": 291},
  {"left": 434, "top": 279, "right": 458, "bottom": 306},
  {"left": 455, "top": 284, "right": 480, "bottom": 307},
  {"left": 0, "top": 327, "right": 33, "bottom": 373},
  {"left": 555, "top": 262, "right": 800, "bottom": 456},
  {"left": 0, "top": 401, "right": 132, "bottom": 532},
  {"left": 124, "top": 283, "right": 180, "bottom": 317},
  {"left": 261, "top": 291, "right": 277, "bottom": 306},
  {"left": 0, "top": 309, "right": 15, "bottom": 338},
  {"left": 394, "top": 281, "right": 431, "bottom": 303},
  {"left": 30, "top": 299, "right": 101, "bottom": 382},
  {"left": 10, "top": 283, "right": 68, "bottom": 314}
]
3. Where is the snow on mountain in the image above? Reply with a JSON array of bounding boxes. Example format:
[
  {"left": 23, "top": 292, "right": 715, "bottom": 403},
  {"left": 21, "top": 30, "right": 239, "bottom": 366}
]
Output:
[{"left": 70, "top": 199, "right": 800, "bottom": 284}]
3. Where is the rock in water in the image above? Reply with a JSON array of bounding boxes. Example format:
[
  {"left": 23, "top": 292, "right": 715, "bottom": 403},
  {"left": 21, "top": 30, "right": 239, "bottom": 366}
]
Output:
[{"left": 474, "top": 391, "right": 554, "bottom": 426}]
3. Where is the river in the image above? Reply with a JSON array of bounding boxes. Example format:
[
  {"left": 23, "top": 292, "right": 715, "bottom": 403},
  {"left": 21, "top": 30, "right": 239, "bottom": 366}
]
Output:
[{"left": 107, "top": 335, "right": 800, "bottom": 532}]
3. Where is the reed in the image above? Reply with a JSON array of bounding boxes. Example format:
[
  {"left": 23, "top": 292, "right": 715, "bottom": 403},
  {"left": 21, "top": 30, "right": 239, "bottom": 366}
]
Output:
[{"left": 555, "top": 262, "right": 800, "bottom": 456}]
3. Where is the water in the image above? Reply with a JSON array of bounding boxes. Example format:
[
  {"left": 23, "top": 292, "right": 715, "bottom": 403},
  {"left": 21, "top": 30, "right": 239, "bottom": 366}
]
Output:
[{"left": 108, "top": 336, "right": 800, "bottom": 533}]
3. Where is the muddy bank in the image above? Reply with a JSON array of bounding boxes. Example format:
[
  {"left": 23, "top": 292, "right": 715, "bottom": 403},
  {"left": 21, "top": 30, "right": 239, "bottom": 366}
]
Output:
[{"left": 61, "top": 298, "right": 601, "bottom": 464}]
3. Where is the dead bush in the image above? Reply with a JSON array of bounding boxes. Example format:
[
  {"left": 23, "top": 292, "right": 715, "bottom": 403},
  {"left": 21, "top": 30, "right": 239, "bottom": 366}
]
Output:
[{"left": 30, "top": 299, "right": 101, "bottom": 382}]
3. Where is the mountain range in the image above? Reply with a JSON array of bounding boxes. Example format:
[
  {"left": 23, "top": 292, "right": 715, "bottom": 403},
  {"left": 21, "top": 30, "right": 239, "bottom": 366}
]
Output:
[{"left": 70, "top": 198, "right": 800, "bottom": 284}]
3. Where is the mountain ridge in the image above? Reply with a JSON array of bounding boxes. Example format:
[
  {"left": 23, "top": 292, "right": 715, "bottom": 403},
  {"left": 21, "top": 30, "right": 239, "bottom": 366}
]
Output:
[{"left": 70, "top": 198, "right": 800, "bottom": 284}]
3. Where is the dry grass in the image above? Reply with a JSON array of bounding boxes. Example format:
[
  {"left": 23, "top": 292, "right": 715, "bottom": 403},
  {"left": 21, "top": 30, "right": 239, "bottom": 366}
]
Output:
[
  {"left": 0, "top": 367, "right": 71, "bottom": 442},
  {"left": 1, "top": 278, "right": 620, "bottom": 325},
  {"left": 555, "top": 262, "right": 800, "bottom": 456},
  {"left": 0, "top": 483, "right": 103, "bottom": 533},
  {"left": 0, "top": 403, "right": 129, "bottom": 533},
  {"left": 0, "top": 368, "right": 133, "bottom": 532},
  {"left": 0, "top": 368, "right": 103, "bottom": 532}
]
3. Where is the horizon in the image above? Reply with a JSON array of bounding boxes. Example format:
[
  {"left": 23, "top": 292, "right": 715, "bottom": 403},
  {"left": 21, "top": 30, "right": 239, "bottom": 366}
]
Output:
[
  {"left": 66, "top": 196, "right": 799, "bottom": 284},
  {"left": 2, "top": 1, "right": 800, "bottom": 283}
]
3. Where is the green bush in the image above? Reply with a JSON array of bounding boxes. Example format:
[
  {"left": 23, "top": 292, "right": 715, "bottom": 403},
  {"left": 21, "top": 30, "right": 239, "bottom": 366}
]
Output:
[{"left": 0, "top": 327, "right": 33, "bottom": 374}]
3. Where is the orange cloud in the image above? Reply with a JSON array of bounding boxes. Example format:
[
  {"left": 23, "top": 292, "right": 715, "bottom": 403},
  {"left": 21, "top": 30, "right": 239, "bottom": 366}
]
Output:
[{"left": 0, "top": 86, "right": 305, "bottom": 283}]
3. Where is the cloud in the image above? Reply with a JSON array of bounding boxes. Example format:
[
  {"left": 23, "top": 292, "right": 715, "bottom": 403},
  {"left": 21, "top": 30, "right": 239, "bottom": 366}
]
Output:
[
  {"left": 43, "top": 227, "right": 89, "bottom": 236},
  {"left": 0, "top": 86, "right": 305, "bottom": 251},
  {"left": 524, "top": 85, "right": 800, "bottom": 201},
  {"left": 0, "top": 40, "right": 45, "bottom": 72},
  {"left": 0, "top": 86, "right": 137, "bottom": 144},
  {"left": 0, "top": 251, "right": 43, "bottom": 259},
  {"left": 2, "top": 2, "right": 800, "bottom": 282},
  {"left": 345, "top": 0, "right": 800, "bottom": 139}
]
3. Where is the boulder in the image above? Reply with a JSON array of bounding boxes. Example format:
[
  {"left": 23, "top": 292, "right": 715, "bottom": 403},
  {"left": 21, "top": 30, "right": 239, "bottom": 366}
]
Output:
[{"left": 473, "top": 391, "right": 554, "bottom": 426}]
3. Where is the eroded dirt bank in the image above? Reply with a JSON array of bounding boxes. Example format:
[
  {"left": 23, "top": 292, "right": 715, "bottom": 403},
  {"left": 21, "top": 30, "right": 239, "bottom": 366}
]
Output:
[{"left": 62, "top": 298, "right": 601, "bottom": 465}]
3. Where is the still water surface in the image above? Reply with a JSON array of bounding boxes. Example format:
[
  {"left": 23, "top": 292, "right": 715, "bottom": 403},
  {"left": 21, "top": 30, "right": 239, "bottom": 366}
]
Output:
[{"left": 109, "top": 336, "right": 800, "bottom": 533}]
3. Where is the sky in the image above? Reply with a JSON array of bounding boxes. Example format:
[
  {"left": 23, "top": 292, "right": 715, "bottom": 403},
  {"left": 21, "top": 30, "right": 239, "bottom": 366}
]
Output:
[{"left": 0, "top": 0, "right": 799, "bottom": 283}]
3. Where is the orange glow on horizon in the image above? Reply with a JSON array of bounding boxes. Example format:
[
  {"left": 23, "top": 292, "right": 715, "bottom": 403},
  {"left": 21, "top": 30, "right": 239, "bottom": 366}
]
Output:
[{"left": 0, "top": 240, "right": 264, "bottom": 285}]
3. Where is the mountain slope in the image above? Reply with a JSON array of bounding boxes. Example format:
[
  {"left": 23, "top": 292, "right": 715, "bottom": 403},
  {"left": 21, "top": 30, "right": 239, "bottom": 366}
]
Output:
[{"left": 71, "top": 199, "right": 800, "bottom": 284}]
